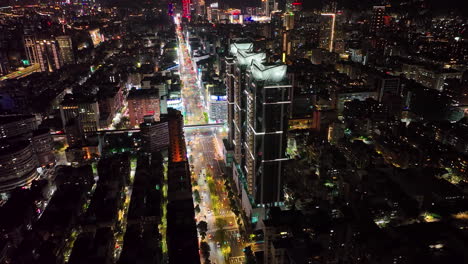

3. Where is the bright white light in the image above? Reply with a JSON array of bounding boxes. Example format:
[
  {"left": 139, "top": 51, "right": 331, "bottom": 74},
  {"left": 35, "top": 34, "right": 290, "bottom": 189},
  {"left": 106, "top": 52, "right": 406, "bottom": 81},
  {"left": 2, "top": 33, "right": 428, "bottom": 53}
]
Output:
[
  {"left": 237, "top": 51, "right": 266, "bottom": 66},
  {"left": 321, "top": 13, "right": 336, "bottom": 52},
  {"left": 250, "top": 61, "right": 287, "bottom": 82},
  {"left": 229, "top": 43, "right": 253, "bottom": 55}
]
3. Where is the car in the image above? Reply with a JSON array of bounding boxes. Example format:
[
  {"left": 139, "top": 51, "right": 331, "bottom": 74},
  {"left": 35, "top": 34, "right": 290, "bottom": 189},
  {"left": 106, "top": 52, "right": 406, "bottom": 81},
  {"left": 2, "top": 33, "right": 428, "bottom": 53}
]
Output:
[
  {"left": 216, "top": 242, "right": 220, "bottom": 248},
  {"left": 208, "top": 234, "right": 213, "bottom": 240}
]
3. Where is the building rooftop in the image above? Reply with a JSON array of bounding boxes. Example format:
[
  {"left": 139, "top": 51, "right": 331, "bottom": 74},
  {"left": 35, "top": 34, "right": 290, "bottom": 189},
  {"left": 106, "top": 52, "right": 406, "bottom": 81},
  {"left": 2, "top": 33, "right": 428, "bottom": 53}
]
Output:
[
  {"left": 61, "top": 94, "right": 97, "bottom": 105},
  {"left": 250, "top": 60, "right": 288, "bottom": 84},
  {"left": 127, "top": 88, "right": 159, "bottom": 100},
  {"left": 229, "top": 42, "right": 253, "bottom": 56},
  {"left": 0, "top": 140, "right": 30, "bottom": 155},
  {"left": 0, "top": 114, "right": 35, "bottom": 125}
]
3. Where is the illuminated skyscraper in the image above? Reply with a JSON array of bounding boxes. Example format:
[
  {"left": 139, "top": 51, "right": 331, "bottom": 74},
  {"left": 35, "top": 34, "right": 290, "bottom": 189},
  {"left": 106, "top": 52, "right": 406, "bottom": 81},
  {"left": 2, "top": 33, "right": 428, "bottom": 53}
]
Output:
[
  {"left": 56, "top": 35, "right": 75, "bottom": 65},
  {"left": 244, "top": 61, "right": 291, "bottom": 207},
  {"left": 319, "top": 13, "right": 336, "bottom": 52},
  {"left": 282, "top": 12, "right": 295, "bottom": 62},
  {"left": 225, "top": 43, "right": 292, "bottom": 219},
  {"left": 0, "top": 140, "right": 39, "bottom": 192},
  {"left": 370, "top": 6, "right": 385, "bottom": 33},
  {"left": 127, "top": 88, "right": 161, "bottom": 127},
  {"left": 262, "top": 0, "right": 277, "bottom": 16},
  {"left": 60, "top": 95, "right": 100, "bottom": 133},
  {"left": 207, "top": 2, "right": 219, "bottom": 22},
  {"left": 23, "top": 35, "right": 38, "bottom": 65},
  {"left": 35, "top": 39, "right": 63, "bottom": 72}
]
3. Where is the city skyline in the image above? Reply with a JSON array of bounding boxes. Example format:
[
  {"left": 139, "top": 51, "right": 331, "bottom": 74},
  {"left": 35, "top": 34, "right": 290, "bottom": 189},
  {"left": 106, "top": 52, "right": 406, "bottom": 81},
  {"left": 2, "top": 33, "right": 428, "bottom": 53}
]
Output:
[{"left": 0, "top": 0, "right": 467, "bottom": 264}]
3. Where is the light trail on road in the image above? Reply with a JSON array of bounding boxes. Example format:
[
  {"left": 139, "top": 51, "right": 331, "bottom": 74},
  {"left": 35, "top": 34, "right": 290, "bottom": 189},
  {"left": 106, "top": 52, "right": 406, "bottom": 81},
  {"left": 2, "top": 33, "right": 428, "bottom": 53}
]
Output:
[{"left": 174, "top": 16, "right": 245, "bottom": 264}]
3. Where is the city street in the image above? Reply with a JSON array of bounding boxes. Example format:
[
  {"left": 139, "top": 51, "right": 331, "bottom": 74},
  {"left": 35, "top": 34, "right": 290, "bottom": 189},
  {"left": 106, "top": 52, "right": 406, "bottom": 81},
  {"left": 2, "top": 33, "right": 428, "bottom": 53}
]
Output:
[{"left": 174, "top": 16, "right": 245, "bottom": 264}]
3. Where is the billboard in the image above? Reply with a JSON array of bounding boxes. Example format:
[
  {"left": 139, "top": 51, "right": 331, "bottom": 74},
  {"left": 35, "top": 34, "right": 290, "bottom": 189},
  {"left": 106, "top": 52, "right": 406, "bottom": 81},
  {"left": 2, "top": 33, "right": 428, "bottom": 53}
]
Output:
[{"left": 210, "top": 95, "right": 227, "bottom": 101}]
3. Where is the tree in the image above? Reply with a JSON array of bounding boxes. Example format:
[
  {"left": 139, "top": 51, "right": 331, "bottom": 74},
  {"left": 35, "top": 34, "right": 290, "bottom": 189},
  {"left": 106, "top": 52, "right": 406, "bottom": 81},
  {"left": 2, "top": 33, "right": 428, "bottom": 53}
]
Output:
[
  {"left": 221, "top": 245, "right": 231, "bottom": 259},
  {"left": 215, "top": 229, "right": 227, "bottom": 244},
  {"left": 115, "top": 116, "right": 130, "bottom": 129},
  {"left": 197, "top": 221, "right": 208, "bottom": 240},
  {"left": 53, "top": 141, "right": 65, "bottom": 151},
  {"left": 200, "top": 241, "right": 211, "bottom": 261},
  {"left": 215, "top": 218, "right": 228, "bottom": 230},
  {"left": 194, "top": 189, "right": 201, "bottom": 203}
]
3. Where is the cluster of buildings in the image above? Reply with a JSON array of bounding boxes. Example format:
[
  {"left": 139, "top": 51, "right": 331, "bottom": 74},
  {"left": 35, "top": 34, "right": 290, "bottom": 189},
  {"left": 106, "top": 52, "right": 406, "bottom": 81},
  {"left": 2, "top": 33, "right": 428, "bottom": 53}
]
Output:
[
  {"left": 173, "top": 0, "right": 468, "bottom": 263},
  {"left": 0, "top": 2, "right": 203, "bottom": 263},
  {"left": 0, "top": 0, "right": 468, "bottom": 263},
  {"left": 0, "top": 115, "right": 54, "bottom": 192}
]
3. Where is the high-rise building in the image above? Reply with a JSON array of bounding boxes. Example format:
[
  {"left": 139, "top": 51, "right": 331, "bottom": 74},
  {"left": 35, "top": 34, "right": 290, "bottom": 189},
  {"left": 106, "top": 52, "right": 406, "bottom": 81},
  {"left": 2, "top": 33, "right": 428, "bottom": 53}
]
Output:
[
  {"left": 60, "top": 95, "right": 100, "bottom": 133},
  {"left": 127, "top": 89, "right": 160, "bottom": 128},
  {"left": 283, "top": 12, "right": 295, "bottom": 30},
  {"left": 207, "top": 83, "right": 227, "bottom": 121},
  {"left": 370, "top": 6, "right": 385, "bottom": 33},
  {"left": 31, "top": 128, "right": 55, "bottom": 167},
  {"left": 228, "top": 44, "right": 263, "bottom": 170},
  {"left": 319, "top": 13, "right": 336, "bottom": 52},
  {"left": 245, "top": 61, "right": 292, "bottom": 206},
  {"left": 0, "top": 115, "right": 38, "bottom": 139},
  {"left": 56, "top": 35, "right": 75, "bottom": 65},
  {"left": 140, "top": 115, "right": 170, "bottom": 153},
  {"left": 65, "top": 117, "right": 84, "bottom": 148},
  {"left": 262, "top": 0, "right": 277, "bottom": 16},
  {"left": 167, "top": 108, "right": 187, "bottom": 164},
  {"left": 207, "top": 2, "right": 219, "bottom": 22},
  {"left": 0, "top": 50, "right": 10, "bottom": 75},
  {"left": 225, "top": 43, "right": 291, "bottom": 219},
  {"left": 0, "top": 140, "right": 39, "bottom": 192},
  {"left": 225, "top": 43, "right": 254, "bottom": 147},
  {"left": 23, "top": 35, "right": 38, "bottom": 65},
  {"left": 165, "top": 107, "right": 200, "bottom": 263},
  {"left": 35, "top": 39, "right": 63, "bottom": 72},
  {"left": 282, "top": 12, "right": 295, "bottom": 61}
]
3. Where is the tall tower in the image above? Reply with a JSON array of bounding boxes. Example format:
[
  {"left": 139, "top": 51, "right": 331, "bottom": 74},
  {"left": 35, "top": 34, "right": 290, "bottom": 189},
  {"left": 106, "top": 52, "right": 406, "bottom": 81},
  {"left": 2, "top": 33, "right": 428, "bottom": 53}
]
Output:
[
  {"left": 35, "top": 39, "right": 63, "bottom": 72},
  {"left": 370, "top": 6, "right": 385, "bottom": 33},
  {"left": 319, "top": 13, "right": 336, "bottom": 52},
  {"left": 282, "top": 12, "right": 295, "bottom": 62},
  {"left": 56, "top": 35, "right": 75, "bottom": 65},
  {"left": 225, "top": 43, "right": 292, "bottom": 219},
  {"left": 23, "top": 35, "right": 38, "bottom": 65},
  {"left": 262, "top": 0, "right": 276, "bottom": 16}
]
